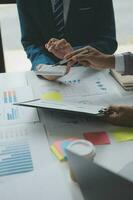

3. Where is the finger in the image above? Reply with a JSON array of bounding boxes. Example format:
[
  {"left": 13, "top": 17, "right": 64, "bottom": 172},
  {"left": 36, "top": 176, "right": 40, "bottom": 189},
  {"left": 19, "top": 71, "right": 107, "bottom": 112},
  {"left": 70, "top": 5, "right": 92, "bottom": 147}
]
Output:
[
  {"left": 46, "top": 39, "right": 52, "bottom": 47},
  {"left": 45, "top": 43, "right": 48, "bottom": 49},
  {"left": 70, "top": 54, "right": 91, "bottom": 65},
  {"left": 65, "top": 46, "right": 94, "bottom": 59},
  {"left": 105, "top": 112, "right": 120, "bottom": 124},
  {"left": 55, "top": 39, "right": 67, "bottom": 49},
  {"left": 48, "top": 38, "right": 58, "bottom": 44},
  {"left": 71, "top": 54, "right": 91, "bottom": 64},
  {"left": 45, "top": 42, "right": 54, "bottom": 50},
  {"left": 47, "top": 42, "right": 59, "bottom": 52},
  {"left": 67, "top": 60, "right": 77, "bottom": 67},
  {"left": 47, "top": 45, "right": 56, "bottom": 52},
  {"left": 68, "top": 56, "right": 78, "bottom": 65},
  {"left": 65, "top": 48, "right": 88, "bottom": 59},
  {"left": 67, "top": 54, "right": 88, "bottom": 65},
  {"left": 46, "top": 38, "right": 58, "bottom": 49},
  {"left": 65, "top": 65, "right": 71, "bottom": 74},
  {"left": 107, "top": 105, "right": 122, "bottom": 113},
  {"left": 79, "top": 60, "right": 91, "bottom": 67},
  {"left": 63, "top": 43, "right": 73, "bottom": 51},
  {"left": 67, "top": 57, "right": 90, "bottom": 68},
  {"left": 115, "top": 105, "right": 133, "bottom": 111}
]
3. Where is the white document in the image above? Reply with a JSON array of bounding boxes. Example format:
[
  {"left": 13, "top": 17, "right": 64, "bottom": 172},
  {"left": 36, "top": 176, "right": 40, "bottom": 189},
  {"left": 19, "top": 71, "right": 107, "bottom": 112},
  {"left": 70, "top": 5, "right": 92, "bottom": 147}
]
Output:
[
  {"left": 31, "top": 67, "right": 120, "bottom": 104},
  {"left": 0, "top": 123, "right": 52, "bottom": 177},
  {"left": 0, "top": 86, "right": 34, "bottom": 104},
  {"left": 0, "top": 72, "right": 27, "bottom": 88},
  {"left": 35, "top": 64, "right": 67, "bottom": 76},
  {"left": 0, "top": 86, "right": 39, "bottom": 125},
  {"left": 16, "top": 99, "right": 106, "bottom": 115},
  {"left": 0, "top": 123, "right": 73, "bottom": 200},
  {"left": 0, "top": 124, "right": 34, "bottom": 177},
  {"left": 40, "top": 110, "right": 95, "bottom": 143},
  {"left": 0, "top": 104, "right": 39, "bottom": 125}
]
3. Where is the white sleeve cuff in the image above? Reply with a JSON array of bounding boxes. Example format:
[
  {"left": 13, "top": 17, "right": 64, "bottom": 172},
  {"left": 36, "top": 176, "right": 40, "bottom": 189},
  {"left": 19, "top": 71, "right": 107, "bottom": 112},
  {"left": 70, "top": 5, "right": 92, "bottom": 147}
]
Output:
[{"left": 115, "top": 54, "right": 125, "bottom": 73}]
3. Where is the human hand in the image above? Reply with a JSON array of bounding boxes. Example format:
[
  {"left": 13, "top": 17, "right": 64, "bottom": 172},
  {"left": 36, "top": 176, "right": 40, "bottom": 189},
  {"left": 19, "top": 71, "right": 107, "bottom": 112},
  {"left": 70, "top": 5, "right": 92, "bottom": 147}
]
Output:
[
  {"left": 104, "top": 105, "right": 133, "bottom": 127},
  {"left": 65, "top": 45, "right": 115, "bottom": 69},
  {"left": 45, "top": 38, "right": 73, "bottom": 59}
]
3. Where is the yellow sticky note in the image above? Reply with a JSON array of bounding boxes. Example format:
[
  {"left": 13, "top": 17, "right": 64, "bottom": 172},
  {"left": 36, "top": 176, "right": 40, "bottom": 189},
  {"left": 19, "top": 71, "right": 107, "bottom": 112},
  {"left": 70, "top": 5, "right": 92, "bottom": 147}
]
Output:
[
  {"left": 41, "top": 91, "right": 63, "bottom": 101},
  {"left": 50, "top": 145, "right": 64, "bottom": 161},
  {"left": 112, "top": 128, "right": 133, "bottom": 142}
]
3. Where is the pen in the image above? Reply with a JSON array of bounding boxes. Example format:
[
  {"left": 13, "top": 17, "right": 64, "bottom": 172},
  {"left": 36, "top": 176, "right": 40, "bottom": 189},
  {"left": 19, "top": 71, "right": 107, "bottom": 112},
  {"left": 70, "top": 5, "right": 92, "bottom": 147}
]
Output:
[
  {"left": 52, "top": 59, "right": 69, "bottom": 67},
  {"left": 52, "top": 49, "right": 89, "bottom": 67}
]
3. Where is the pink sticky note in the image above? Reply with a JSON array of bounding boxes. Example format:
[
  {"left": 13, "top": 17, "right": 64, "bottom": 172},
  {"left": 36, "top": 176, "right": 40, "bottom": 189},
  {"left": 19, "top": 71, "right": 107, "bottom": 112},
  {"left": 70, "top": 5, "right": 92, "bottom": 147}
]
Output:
[
  {"left": 54, "top": 141, "right": 64, "bottom": 155},
  {"left": 83, "top": 131, "right": 110, "bottom": 145}
]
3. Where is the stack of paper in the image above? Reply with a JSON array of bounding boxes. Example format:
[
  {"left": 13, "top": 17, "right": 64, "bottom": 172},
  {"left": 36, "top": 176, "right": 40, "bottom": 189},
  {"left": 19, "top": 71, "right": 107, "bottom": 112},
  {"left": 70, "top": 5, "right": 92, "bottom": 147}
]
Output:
[
  {"left": 110, "top": 69, "right": 133, "bottom": 90},
  {"left": 50, "top": 138, "right": 79, "bottom": 161}
]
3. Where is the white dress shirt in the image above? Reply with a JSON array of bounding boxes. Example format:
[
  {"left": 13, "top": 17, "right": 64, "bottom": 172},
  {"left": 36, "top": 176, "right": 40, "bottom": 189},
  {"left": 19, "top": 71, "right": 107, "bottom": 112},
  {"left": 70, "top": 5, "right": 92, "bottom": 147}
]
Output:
[
  {"left": 115, "top": 54, "right": 125, "bottom": 73},
  {"left": 51, "top": 0, "right": 70, "bottom": 24}
]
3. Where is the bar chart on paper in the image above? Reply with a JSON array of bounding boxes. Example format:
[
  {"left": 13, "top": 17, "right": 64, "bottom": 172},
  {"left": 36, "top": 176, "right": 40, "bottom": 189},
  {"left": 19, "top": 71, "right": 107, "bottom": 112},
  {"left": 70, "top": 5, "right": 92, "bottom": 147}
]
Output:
[
  {"left": 0, "top": 141, "right": 33, "bottom": 177},
  {"left": 0, "top": 90, "right": 17, "bottom": 104},
  {"left": 6, "top": 107, "right": 19, "bottom": 120},
  {"left": 0, "top": 86, "right": 35, "bottom": 105},
  {"left": 0, "top": 105, "right": 39, "bottom": 125},
  {"left": 3, "top": 90, "right": 17, "bottom": 104},
  {"left": 0, "top": 126, "right": 33, "bottom": 177},
  {"left": 0, "top": 87, "right": 39, "bottom": 125},
  {"left": 61, "top": 79, "right": 81, "bottom": 85}
]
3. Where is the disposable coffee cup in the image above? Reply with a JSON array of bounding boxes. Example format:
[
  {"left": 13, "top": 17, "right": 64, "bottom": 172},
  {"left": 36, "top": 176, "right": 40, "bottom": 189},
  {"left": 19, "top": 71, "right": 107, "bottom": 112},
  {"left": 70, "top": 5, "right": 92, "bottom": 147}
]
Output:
[{"left": 66, "top": 139, "right": 96, "bottom": 182}]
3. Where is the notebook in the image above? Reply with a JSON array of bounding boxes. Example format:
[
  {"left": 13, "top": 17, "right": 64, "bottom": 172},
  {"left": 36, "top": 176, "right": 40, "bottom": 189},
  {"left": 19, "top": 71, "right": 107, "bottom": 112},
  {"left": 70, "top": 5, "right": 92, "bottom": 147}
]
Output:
[{"left": 110, "top": 69, "right": 133, "bottom": 90}]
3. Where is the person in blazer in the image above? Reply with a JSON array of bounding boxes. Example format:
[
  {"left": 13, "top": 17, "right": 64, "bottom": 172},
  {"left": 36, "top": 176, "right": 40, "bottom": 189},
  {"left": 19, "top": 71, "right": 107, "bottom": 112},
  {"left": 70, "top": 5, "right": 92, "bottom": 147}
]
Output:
[
  {"left": 65, "top": 46, "right": 133, "bottom": 127},
  {"left": 16, "top": 0, "right": 117, "bottom": 71}
]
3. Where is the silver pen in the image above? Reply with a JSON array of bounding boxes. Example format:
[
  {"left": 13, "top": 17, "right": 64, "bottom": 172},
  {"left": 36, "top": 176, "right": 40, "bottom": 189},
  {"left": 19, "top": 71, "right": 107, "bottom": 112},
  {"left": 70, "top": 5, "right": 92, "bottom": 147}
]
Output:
[{"left": 51, "top": 59, "right": 69, "bottom": 67}]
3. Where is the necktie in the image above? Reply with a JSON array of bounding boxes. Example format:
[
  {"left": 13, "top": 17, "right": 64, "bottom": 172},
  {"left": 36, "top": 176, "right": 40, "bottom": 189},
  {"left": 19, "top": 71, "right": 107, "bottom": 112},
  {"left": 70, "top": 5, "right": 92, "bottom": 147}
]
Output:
[{"left": 53, "top": 0, "right": 65, "bottom": 38}]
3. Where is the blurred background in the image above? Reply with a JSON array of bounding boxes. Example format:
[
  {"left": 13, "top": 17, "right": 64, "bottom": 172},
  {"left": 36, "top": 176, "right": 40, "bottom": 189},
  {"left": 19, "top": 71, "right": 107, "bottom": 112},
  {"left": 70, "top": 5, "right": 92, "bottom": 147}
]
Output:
[{"left": 0, "top": 0, "right": 133, "bottom": 72}]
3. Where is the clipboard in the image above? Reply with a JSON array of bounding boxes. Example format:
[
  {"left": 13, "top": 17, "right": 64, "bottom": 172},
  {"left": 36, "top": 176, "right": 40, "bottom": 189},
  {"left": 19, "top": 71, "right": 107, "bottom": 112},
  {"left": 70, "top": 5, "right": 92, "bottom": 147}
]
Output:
[{"left": 14, "top": 99, "right": 106, "bottom": 116}]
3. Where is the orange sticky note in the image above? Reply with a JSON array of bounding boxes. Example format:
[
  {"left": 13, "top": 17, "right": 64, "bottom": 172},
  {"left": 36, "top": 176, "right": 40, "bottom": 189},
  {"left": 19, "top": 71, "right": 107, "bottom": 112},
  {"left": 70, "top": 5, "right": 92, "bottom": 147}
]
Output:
[{"left": 83, "top": 131, "right": 110, "bottom": 145}]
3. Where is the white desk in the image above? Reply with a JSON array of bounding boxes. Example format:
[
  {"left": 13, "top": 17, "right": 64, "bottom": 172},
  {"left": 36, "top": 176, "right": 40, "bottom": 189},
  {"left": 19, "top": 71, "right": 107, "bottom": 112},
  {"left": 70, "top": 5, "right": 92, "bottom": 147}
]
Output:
[
  {"left": 27, "top": 69, "right": 133, "bottom": 193},
  {"left": 0, "top": 70, "right": 133, "bottom": 200}
]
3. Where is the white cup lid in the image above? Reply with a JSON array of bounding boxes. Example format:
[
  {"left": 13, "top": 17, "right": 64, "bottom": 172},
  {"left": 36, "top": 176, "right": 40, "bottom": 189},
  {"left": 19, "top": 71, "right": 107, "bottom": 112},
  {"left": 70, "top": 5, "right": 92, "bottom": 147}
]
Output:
[{"left": 67, "top": 139, "right": 95, "bottom": 156}]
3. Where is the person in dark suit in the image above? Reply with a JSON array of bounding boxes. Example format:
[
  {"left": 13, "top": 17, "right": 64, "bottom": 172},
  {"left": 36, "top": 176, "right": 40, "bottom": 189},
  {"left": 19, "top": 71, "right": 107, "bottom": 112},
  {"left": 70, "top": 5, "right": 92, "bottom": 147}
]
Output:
[
  {"left": 65, "top": 46, "right": 133, "bottom": 127},
  {"left": 16, "top": 0, "right": 117, "bottom": 73}
]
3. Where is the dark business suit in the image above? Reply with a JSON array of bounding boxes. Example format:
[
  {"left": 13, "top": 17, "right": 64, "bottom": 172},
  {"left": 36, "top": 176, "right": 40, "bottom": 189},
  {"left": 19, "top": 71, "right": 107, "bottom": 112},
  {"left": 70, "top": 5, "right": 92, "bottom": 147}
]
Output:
[{"left": 17, "top": 0, "right": 117, "bottom": 70}]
